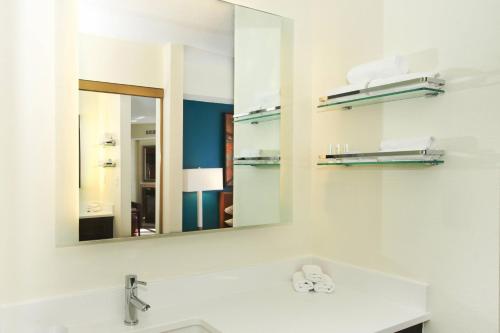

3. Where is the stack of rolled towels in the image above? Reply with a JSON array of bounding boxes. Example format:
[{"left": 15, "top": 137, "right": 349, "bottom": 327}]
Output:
[{"left": 292, "top": 265, "right": 335, "bottom": 293}]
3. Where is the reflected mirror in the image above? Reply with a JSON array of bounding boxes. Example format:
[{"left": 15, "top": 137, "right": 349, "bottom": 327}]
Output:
[{"left": 72, "top": 0, "right": 293, "bottom": 243}]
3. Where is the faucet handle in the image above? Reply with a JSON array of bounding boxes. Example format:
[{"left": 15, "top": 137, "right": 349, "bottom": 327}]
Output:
[{"left": 125, "top": 274, "right": 147, "bottom": 288}]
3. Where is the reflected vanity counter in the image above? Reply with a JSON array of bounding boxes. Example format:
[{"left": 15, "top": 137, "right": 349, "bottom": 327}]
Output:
[
  {"left": 0, "top": 257, "right": 429, "bottom": 333},
  {"left": 79, "top": 204, "right": 114, "bottom": 241}
]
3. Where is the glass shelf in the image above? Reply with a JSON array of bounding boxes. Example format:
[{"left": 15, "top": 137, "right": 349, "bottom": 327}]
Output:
[
  {"left": 101, "top": 138, "right": 116, "bottom": 146},
  {"left": 318, "top": 76, "right": 445, "bottom": 111},
  {"left": 318, "top": 87, "right": 444, "bottom": 111},
  {"left": 234, "top": 157, "right": 280, "bottom": 166},
  {"left": 233, "top": 106, "right": 281, "bottom": 124},
  {"left": 234, "top": 161, "right": 280, "bottom": 166},
  {"left": 317, "top": 160, "right": 444, "bottom": 166},
  {"left": 317, "top": 149, "right": 445, "bottom": 167}
]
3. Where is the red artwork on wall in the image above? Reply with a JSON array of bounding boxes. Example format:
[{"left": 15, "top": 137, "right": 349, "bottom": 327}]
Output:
[{"left": 224, "top": 113, "right": 234, "bottom": 187}]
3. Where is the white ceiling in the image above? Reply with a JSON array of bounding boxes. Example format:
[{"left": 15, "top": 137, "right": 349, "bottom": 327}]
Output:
[{"left": 131, "top": 96, "right": 157, "bottom": 124}]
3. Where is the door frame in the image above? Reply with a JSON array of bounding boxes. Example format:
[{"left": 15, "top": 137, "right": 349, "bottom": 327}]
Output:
[{"left": 79, "top": 79, "right": 164, "bottom": 234}]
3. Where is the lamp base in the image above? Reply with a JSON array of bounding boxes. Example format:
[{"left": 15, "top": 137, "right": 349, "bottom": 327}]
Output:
[{"left": 197, "top": 191, "right": 203, "bottom": 230}]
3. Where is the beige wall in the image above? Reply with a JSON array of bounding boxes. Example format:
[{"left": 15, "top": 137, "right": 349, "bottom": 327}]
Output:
[
  {"left": 311, "top": 1, "right": 500, "bottom": 332},
  {"left": 79, "top": 34, "right": 164, "bottom": 88},
  {"left": 79, "top": 91, "right": 122, "bottom": 223},
  {"left": 0, "top": 0, "right": 312, "bottom": 304}
]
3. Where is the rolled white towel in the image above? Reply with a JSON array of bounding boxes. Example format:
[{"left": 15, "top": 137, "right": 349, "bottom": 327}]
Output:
[
  {"left": 302, "top": 264, "right": 323, "bottom": 283},
  {"left": 313, "top": 274, "right": 335, "bottom": 293},
  {"left": 292, "top": 271, "right": 314, "bottom": 293},
  {"left": 347, "top": 55, "right": 409, "bottom": 85}
]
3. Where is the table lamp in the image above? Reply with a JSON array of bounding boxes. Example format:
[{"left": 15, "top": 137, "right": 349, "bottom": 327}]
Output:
[{"left": 183, "top": 168, "right": 223, "bottom": 230}]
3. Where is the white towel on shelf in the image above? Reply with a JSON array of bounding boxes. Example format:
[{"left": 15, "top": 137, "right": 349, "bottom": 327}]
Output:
[
  {"left": 324, "top": 72, "right": 438, "bottom": 103},
  {"left": 325, "top": 82, "right": 367, "bottom": 98},
  {"left": 302, "top": 264, "right": 324, "bottom": 283},
  {"left": 224, "top": 205, "right": 233, "bottom": 215},
  {"left": 224, "top": 218, "right": 233, "bottom": 227},
  {"left": 347, "top": 55, "right": 409, "bottom": 85},
  {"left": 86, "top": 202, "right": 102, "bottom": 213},
  {"left": 237, "top": 149, "right": 262, "bottom": 158},
  {"left": 368, "top": 72, "right": 438, "bottom": 89},
  {"left": 380, "top": 136, "right": 434, "bottom": 152},
  {"left": 292, "top": 271, "right": 314, "bottom": 293},
  {"left": 236, "top": 149, "right": 279, "bottom": 159},
  {"left": 313, "top": 274, "right": 335, "bottom": 293}
]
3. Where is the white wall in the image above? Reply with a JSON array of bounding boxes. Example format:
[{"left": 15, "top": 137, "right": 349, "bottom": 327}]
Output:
[
  {"left": 0, "top": 0, "right": 313, "bottom": 305},
  {"left": 78, "top": 0, "right": 233, "bottom": 57},
  {"left": 183, "top": 46, "right": 234, "bottom": 104},
  {"left": 234, "top": 6, "right": 281, "bottom": 112},
  {"left": 118, "top": 95, "right": 132, "bottom": 237},
  {"left": 79, "top": 33, "right": 235, "bottom": 104},
  {"left": 79, "top": 34, "right": 165, "bottom": 88},
  {"left": 311, "top": 1, "right": 500, "bottom": 332}
]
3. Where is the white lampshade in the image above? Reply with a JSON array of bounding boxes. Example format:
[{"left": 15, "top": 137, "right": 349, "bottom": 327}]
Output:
[{"left": 183, "top": 168, "right": 223, "bottom": 192}]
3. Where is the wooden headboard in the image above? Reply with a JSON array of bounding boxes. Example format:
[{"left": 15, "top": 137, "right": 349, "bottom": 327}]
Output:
[{"left": 219, "top": 192, "right": 233, "bottom": 228}]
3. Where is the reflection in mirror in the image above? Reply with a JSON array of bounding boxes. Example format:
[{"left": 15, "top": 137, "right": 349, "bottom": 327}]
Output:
[
  {"left": 79, "top": 91, "right": 162, "bottom": 240},
  {"left": 69, "top": 0, "right": 293, "bottom": 244}
]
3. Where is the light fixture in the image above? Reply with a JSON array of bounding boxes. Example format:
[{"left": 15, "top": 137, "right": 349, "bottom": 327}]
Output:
[{"left": 183, "top": 168, "right": 223, "bottom": 230}]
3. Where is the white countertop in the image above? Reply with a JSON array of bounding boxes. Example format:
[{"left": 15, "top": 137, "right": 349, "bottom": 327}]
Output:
[
  {"left": 79, "top": 204, "right": 114, "bottom": 219},
  {"left": 71, "top": 283, "right": 428, "bottom": 333},
  {"left": 0, "top": 256, "right": 429, "bottom": 333}
]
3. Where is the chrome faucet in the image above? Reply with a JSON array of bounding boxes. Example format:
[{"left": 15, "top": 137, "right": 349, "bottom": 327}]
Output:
[{"left": 124, "top": 274, "right": 151, "bottom": 326}]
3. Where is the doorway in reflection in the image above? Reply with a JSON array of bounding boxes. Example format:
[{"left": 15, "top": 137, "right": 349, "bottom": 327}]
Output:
[{"left": 79, "top": 90, "right": 161, "bottom": 241}]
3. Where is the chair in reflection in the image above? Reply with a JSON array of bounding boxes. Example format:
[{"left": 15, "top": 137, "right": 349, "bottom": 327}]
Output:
[{"left": 131, "top": 202, "right": 142, "bottom": 237}]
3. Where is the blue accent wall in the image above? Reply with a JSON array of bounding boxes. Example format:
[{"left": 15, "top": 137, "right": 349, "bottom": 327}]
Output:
[{"left": 183, "top": 100, "right": 233, "bottom": 232}]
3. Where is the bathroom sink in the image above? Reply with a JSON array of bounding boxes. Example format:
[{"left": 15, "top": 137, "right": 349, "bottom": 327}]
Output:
[
  {"left": 163, "top": 324, "right": 213, "bottom": 333},
  {"left": 138, "top": 320, "right": 221, "bottom": 333}
]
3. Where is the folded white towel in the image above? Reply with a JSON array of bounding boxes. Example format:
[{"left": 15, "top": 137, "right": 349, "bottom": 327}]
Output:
[
  {"left": 224, "top": 205, "right": 233, "bottom": 215},
  {"left": 86, "top": 202, "right": 102, "bottom": 213},
  {"left": 236, "top": 149, "right": 280, "bottom": 159},
  {"left": 380, "top": 136, "right": 434, "bottom": 152},
  {"left": 302, "top": 264, "right": 324, "bottom": 283},
  {"left": 292, "top": 271, "right": 314, "bottom": 293},
  {"left": 237, "top": 149, "right": 262, "bottom": 158},
  {"left": 313, "top": 274, "right": 335, "bottom": 293},
  {"left": 251, "top": 90, "right": 280, "bottom": 110},
  {"left": 347, "top": 55, "right": 409, "bottom": 85},
  {"left": 224, "top": 218, "right": 233, "bottom": 227}
]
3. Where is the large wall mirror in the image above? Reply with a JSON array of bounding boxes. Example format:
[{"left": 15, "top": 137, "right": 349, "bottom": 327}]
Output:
[{"left": 71, "top": 0, "right": 293, "bottom": 244}]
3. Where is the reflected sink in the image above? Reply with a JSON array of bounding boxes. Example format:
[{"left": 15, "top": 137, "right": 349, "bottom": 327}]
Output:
[{"left": 139, "top": 320, "right": 221, "bottom": 333}]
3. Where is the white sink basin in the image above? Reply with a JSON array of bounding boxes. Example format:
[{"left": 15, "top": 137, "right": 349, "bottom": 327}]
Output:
[
  {"left": 138, "top": 320, "right": 221, "bottom": 333},
  {"left": 163, "top": 324, "right": 212, "bottom": 333}
]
